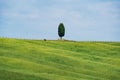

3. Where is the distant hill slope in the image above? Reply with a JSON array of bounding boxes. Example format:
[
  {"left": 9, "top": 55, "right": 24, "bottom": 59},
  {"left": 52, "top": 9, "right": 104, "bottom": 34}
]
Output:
[{"left": 0, "top": 38, "right": 120, "bottom": 80}]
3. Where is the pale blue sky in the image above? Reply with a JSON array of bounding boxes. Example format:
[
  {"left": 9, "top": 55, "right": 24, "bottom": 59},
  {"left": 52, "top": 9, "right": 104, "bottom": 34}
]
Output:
[{"left": 0, "top": 0, "right": 120, "bottom": 41}]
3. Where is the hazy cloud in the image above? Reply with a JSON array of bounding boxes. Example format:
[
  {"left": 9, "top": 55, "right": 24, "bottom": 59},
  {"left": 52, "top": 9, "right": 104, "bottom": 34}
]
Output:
[{"left": 0, "top": 0, "right": 120, "bottom": 41}]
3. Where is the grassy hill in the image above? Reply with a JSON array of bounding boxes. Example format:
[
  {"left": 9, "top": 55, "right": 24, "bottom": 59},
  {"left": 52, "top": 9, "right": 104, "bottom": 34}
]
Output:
[{"left": 0, "top": 38, "right": 120, "bottom": 80}]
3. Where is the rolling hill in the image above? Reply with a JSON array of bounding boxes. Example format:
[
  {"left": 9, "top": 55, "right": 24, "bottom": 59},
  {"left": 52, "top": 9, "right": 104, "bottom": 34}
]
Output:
[{"left": 0, "top": 38, "right": 120, "bottom": 80}]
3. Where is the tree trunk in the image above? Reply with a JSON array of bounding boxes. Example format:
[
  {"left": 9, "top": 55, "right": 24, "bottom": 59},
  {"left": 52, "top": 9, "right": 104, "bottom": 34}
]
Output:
[{"left": 60, "top": 37, "right": 62, "bottom": 40}]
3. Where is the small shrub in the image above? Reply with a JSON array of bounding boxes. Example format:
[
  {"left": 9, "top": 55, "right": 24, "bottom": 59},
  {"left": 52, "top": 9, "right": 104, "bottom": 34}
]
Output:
[{"left": 43, "top": 39, "right": 47, "bottom": 41}]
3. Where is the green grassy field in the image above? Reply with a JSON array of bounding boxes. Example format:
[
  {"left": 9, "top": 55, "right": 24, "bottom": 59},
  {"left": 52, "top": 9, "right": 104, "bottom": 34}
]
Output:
[{"left": 0, "top": 38, "right": 120, "bottom": 80}]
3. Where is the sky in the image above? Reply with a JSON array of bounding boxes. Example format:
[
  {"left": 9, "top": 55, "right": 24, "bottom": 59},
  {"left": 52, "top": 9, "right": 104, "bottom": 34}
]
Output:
[{"left": 0, "top": 0, "right": 120, "bottom": 41}]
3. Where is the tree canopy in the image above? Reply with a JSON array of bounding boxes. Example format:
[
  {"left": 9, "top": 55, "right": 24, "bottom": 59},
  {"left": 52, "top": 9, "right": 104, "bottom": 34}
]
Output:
[{"left": 58, "top": 23, "right": 65, "bottom": 40}]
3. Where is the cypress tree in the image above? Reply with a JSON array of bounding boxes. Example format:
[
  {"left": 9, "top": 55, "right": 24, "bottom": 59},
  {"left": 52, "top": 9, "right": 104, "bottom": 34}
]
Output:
[{"left": 58, "top": 23, "right": 65, "bottom": 40}]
